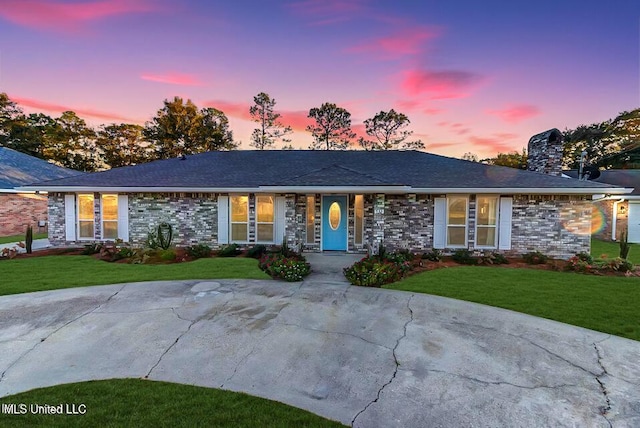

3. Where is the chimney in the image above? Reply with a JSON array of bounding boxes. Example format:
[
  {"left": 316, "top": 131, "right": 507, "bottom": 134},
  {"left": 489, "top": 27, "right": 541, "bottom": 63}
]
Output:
[{"left": 526, "top": 128, "right": 563, "bottom": 176}]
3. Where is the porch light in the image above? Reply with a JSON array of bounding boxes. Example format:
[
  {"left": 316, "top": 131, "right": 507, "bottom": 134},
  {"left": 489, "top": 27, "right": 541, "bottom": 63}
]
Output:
[{"left": 620, "top": 205, "right": 626, "bottom": 214}]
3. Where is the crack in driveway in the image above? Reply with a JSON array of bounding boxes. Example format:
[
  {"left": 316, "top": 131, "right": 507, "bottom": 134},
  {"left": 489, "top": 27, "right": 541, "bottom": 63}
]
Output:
[
  {"left": 0, "top": 285, "right": 125, "bottom": 384},
  {"left": 351, "top": 294, "right": 414, "bottom": 427},
  {"left": 593, "top": 342, "right": 612, "bottom": 427}
]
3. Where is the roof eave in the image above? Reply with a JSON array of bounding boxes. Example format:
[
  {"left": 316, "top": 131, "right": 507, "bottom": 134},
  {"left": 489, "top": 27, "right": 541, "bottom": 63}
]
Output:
[{"left": 17, "top": 185, "right": 633, "bottom": 195}]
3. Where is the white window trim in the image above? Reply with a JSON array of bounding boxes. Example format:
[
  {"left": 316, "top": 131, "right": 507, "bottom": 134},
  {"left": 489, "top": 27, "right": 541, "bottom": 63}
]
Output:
[
  {"left": 77, "top": 193, "right": 95, "bottom": 240},
  {"left": 306, "top": 195, "right": 315, "bottom": 245},
  {"left": 101, "top": 194, "right": 119, "bottom": 241},
  {"left": 229, "top": 194, "right": 250, "bottom": 244},
  {"left": 256, "top": 194, "right": 276, "bottom": 243},
  {"left": 446, "top": 195, "right": 469, "bottom": 248},
  {"left": 474, "top": 195, "right": 499, "bottom": 249},
  {"left": 354, "top": 194, "right": 364, "bottom": 246}
]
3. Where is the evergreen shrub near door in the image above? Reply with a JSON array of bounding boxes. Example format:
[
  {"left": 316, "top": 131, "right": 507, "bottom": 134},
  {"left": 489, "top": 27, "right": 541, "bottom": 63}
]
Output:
[
  {"left": 344, "top": 251, "right": 412, "bottom": 287},
  {"left": 259, "top": 253, "right": 310, "bottom": 282}
]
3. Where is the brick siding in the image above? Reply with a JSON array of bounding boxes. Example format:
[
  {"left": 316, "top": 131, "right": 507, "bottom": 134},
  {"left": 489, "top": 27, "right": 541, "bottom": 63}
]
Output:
[{"left": 0, "top": 193, "right": 48, "bottom": 237}]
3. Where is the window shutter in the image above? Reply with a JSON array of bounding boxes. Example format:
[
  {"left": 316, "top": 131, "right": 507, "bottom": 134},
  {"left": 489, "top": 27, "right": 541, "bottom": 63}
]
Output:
[
  {"left": 498, "top": 197, "right": 512, "bottom": 250},
  {"left": 117, "top": 194, "right": 129, "bottom": 242},
  {"left": 64, "top": 194, "right": 76, "bottom": 241},
  {"left": 433, "top": 197, "right": 446, "bottom": 249},
  {"left": 274, "top": 196, "right": 286, "bottom": 244},
  {"left": 217, "top": 196, "right": 229, "bottom": 244}
]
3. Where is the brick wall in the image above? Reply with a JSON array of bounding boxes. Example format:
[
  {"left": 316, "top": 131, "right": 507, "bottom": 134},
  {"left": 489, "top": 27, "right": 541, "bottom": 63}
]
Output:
[{"left": 0, "top": 193, "right": 48, "bottom": 237}]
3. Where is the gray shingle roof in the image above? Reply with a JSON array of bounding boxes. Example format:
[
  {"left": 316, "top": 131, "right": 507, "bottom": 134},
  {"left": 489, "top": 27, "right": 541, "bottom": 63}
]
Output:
[
  {"left": 23, "top": 150, "right": 623, "bottom": 192},
  {"left": 0, "top": 147, "right": 82, "bottom": 189},
  {"left": 565, "top": 169, "right": 640, "bottom": 195}
]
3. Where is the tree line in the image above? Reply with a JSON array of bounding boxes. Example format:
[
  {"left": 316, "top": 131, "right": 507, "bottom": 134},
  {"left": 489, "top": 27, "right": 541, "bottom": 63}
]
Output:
[
  {"left": 0, "top": 92, "right": 422, "bottom": 171},
  {"left": 471, "top": 108, "right": 640, "bottom": 170}
]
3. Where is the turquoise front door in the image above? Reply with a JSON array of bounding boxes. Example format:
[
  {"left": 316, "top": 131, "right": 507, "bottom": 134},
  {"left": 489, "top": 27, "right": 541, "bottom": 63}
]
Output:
[{"left": 322, "top": 195, "right": 347, "bottom": 250}]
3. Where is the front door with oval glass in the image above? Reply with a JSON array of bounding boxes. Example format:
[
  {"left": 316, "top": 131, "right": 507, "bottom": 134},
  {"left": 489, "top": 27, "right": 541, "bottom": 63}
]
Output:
[{"left": 322, "top": 195, "right": 347, "bottom": 250}]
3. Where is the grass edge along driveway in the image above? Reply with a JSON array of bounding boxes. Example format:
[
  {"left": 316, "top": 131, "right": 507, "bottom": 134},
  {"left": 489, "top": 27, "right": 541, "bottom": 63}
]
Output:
[
  {"left": 0, "top": 379, "right": 345, "bottom": 427},
  {"left": 385, "top": 266, "right": 640, "bottom": 342},
  {"left": 0, "top": 256, "right": 269, "bottom": 296}
]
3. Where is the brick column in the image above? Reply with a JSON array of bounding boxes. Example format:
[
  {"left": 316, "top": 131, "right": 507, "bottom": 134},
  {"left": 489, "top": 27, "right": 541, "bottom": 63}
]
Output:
[{"left": 372, "top": 194, "right": 385, "bottom": 253}]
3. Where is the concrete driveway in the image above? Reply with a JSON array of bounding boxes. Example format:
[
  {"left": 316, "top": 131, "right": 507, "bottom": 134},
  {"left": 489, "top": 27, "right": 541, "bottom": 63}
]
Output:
[{"left": 1, "top": 276, "right": 639, "bottom": 427}]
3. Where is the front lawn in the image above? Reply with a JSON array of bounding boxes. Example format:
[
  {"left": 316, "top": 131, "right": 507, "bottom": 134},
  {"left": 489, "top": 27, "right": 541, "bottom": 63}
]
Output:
[
  {"left": 385, "top": 267, "right": 640, "bottom": 341},
  {"left": 592, "top": 238, "right": 638, "bottom": 264},
  {"left": 0, "top": 232, "right": 47, "bottom": 244},
  {"left": 0, "top": 379, "right": 344, "bottom": 427},
  {"left": 0, "top": 256, "right": 269, "bottom": 296}
]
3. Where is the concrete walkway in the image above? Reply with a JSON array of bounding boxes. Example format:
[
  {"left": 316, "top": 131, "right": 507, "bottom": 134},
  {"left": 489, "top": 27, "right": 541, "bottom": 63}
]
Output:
[
  {"left": 1, "top": 273, "right": 639, "bottom": 426},
  {"left": 0, "top": 238, "right": 51, "bottom": 252}
]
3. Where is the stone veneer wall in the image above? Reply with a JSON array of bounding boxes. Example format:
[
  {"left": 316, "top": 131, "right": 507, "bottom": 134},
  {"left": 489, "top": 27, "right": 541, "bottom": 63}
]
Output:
[
  {"left": 129, "top": 193, "right": 218, "bottom": 246},
  {"left": 381, "top": 194, "right": 433, "bottom": 252},
  {"left": 509, "top": 195, "right": 591, "bottom": 258},
  {"left": 0, "top": 193, "right": 49, "bottom": 237},
  {"left": 48, "top": 192, "right": 592, "bottom": 258}
]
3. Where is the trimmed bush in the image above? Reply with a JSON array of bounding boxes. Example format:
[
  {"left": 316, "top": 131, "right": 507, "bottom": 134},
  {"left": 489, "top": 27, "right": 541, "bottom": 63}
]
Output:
[
  {"left": 344, "top": 256, "right": 405, "bottom": 287},
  {"left": 217, "top": 244, "right": 240, "bottom": 257},
  {"left": 186, "top": 244, "right": 211, "bottom": 259},
  {"left": 421, "top": 249, "right": 442, "bottom": 262},
  {"left": 452, "top": 249, "right": 477, "bottom": 265},
  {"left": 246, "top": 245, "right": 267, "bottom": 259},
  {"left": 259, "top": 253, "right": 310, "bottom": 281},
  {"left": 523, "top": 251, "right": 548, "bottom": 265},
  {"left": 160, "top": 249, "right": 177, "bottom": 261},
  {"left": 478, "top": 252, "right": 509, "bottom": 265}
]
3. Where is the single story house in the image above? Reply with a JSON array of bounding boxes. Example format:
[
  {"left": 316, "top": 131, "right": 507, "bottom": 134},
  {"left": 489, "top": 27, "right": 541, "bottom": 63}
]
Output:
[
  {"left": 21, "top": 141, "right": 631, "bottom": 259},
  {"left": 565, "top": 169, "right": 640, "bottom": 243},
  {"left": 0, "top": 147, "right": 81, "bottom": 237}
]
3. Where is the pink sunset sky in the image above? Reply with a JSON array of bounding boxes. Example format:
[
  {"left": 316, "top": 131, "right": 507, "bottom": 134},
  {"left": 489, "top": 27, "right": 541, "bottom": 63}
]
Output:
[{"left": 0, "top": 0, "right": 638, "bottom": 158}]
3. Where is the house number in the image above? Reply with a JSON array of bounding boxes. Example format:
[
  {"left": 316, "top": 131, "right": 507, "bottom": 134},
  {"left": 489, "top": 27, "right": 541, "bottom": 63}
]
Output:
[{"left": 374, "top": 208, "right": 384, "bottom": 215}]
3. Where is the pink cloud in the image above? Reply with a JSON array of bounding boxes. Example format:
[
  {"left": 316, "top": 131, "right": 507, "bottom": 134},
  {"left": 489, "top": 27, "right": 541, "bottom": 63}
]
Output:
[
  {"left": 468, "top": 133, "right": 519, "bottom": 153},
  {"left": 203, "top": 100, "right": 314, "bottom": 131},
  {"left": 487, "top": 104, "right": 541, "bottom": 123},
  {"left": 347, "top": 26, "right": 439, "bottom": 59},
  {"left": 400, "top": 69, "right": 483, "bottom": 99},
  {"left": 437, "top": 121, "right": 470, "bottom": 135},
  {"left": 203, "top": 100, "right": 252, "bottom": 121},
  {"left": 0, "top": 0, "right": 154, "bottom": 33},
  {"left": 12, "top": 95, "right": 138, "bottom": 122},
  {"left": 427, "top": 142, "right": 458, "bottom": 149},
  {"left": 394, "top": 100, "right": 443, "bottom": 116},
  {"left": 287, "top": 0, "right": 368, "bottom": 25},
  {"left": 140, "top": 72, "right": 203, "bottom": 86}
]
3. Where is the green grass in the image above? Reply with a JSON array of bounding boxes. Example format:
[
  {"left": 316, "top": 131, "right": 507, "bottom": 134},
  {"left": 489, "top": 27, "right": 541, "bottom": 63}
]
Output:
[
  {"left": 0, "top": 233, "right": 47, "bottom": 244},
  {"left": 591, "top": 238, "right": 639, "bottom": 264},
  {"left": 0, "top": 379, "right": 344, "bottom": 427},
  {"left": 385, "top": 267, "right": 640, "bottom": 341},
  {"left": 0, "top": 256, "right": 269, "bottom": 296}
]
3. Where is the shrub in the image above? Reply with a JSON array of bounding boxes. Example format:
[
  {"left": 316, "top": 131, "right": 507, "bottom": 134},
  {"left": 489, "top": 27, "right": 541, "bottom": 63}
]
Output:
[
  {"left": 246, "top": 244, "right": 267, "bottom": 259},
  {"left": 565, "top": 256, "right": 593, "bottom": 274},
  {"left": 343, "top": 255, "right": 409, "bottom": 287},
  {"left": 218, "top": 244, "right": 240, "bottom": 257},
  {"left": 82, "top": 243, "right": 103, "bottom": 255},
  {"left": 384, "top": 250, "right": 413, "bottom": 265},
  {"left": 619, "top": 227, "right": 632, "bottom": 260},
  {"left": 478, "top": 252, "right": 509, "bottom": 265},
  {"left": 523, "top": 251, "right": 548, "bottom": 265},
  {"left": 259, "top": 253, "right": 310, "bottom": 281},
  {"left": 575, "top": 252, "right": 594, "bottom": 264},
  {"left": 600, "top": 257, "right": 634, "bottom": 273},
  {"left": 160, "top": 249, "right": 177, "bottom": 261},
  {"left": 25, "top": 225, "right": 33, "bottom": 254},
  {"left": 452, "top": 249, "right": 477, "bottom": 265},
  {"left": 186, "top": 244, "right": 211, "bottom": 259},
  {"left": 421, "top": 249, "right": 441, "bottom": 262}
]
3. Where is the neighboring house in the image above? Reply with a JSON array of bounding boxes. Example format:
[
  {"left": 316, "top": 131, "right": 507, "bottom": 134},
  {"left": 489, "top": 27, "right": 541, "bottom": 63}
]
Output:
[
  {"left": 0, "top": 147, "right": 82, "bottom": 237},
  {"left": 21, "top": 132, "right": 631, "bottom": 259},
  {"left": 565, "top": 169, "right": 640, "bottom": 243}
]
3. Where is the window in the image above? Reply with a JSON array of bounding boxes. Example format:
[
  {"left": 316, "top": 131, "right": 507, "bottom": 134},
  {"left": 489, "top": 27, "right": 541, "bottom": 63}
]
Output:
[
  {"left": 101, "top": 194, "right": 118, "bottom": 240},
  {"left": 354, "top": 195, "right": 364, "bottom": 245},
  {"left": 476, "top": 196, "right": 498, "bottom": 248},
  {"left": 328, "top": 202, "right": 341, "bottom": 230},
  {"left": 447, "top": 196, "right": 467, "bottom": 247},
  {"left": 256, "top": 195, "right": 274, "bottom": 242},
  {"left": 230, "top": 195, "right": 248, "bottom": 242},
  {"left": 78, "top": 194, "right": 95, "bottom": 239},
  {"left": 306, "top": 196, "right": 315, "bottom": 244}
]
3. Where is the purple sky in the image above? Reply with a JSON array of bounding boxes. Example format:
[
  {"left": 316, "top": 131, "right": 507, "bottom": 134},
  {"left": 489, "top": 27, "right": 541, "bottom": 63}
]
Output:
[{"left": 1, "top": 0, "right": 638, "bottom": 158}]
